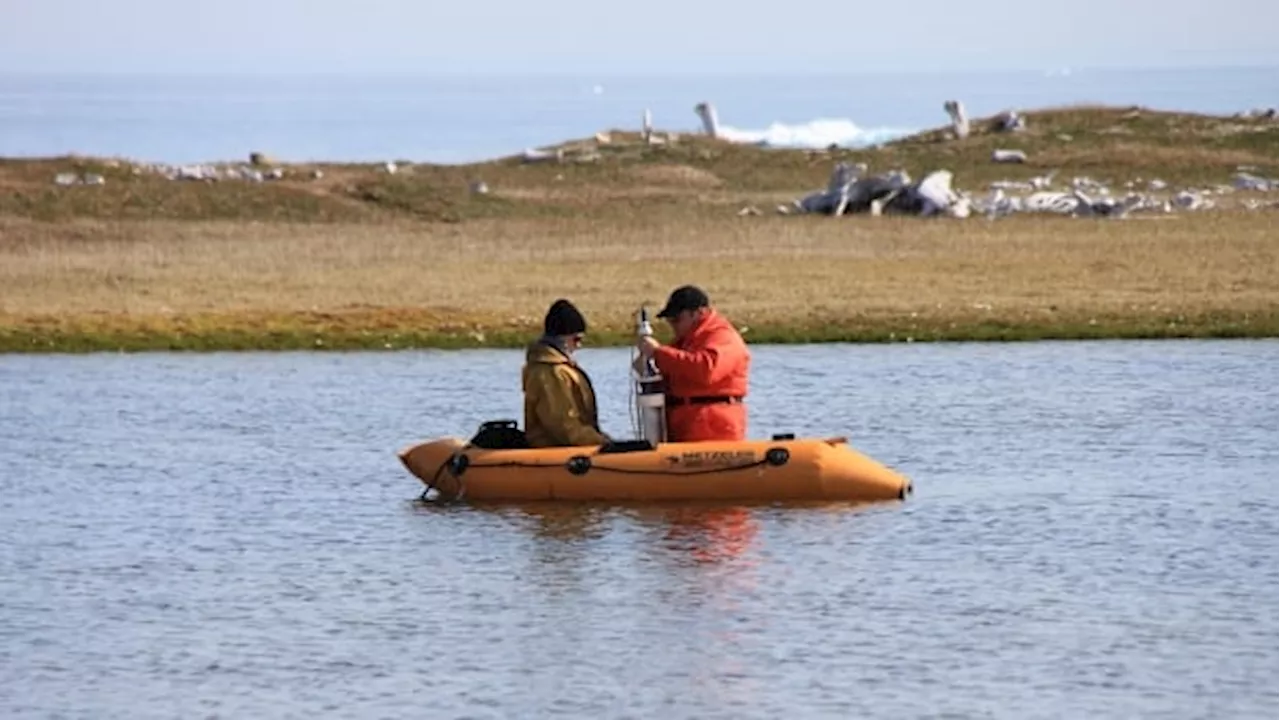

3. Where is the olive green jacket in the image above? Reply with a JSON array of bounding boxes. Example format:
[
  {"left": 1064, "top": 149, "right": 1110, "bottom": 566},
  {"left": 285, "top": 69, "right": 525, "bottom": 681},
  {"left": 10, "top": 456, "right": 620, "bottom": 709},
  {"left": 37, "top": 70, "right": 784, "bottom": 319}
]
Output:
[{"left": 522, "top": 340, "right": 608, "bottom": 448}]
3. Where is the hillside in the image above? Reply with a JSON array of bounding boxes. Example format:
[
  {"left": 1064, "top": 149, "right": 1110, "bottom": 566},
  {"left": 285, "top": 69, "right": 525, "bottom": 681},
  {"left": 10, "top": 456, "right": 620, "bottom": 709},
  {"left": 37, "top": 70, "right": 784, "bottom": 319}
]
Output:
[
  {"left": 0, "top": 105, "right": 1275, "bottom": 223},
  {"left": 0, "top": 104, "right": 1275, "bottom": 352}
]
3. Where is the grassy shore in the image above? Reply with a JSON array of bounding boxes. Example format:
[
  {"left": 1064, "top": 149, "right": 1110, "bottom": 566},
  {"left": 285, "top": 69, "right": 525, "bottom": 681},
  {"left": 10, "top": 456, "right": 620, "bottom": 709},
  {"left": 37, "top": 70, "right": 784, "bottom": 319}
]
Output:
[{"left": 0, "top": 105, "right": 1276, "bottom": 353}]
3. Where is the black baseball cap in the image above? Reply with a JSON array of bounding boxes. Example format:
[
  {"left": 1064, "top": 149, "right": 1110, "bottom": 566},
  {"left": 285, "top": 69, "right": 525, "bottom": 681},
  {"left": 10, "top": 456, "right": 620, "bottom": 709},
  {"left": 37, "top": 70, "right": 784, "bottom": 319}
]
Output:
[{"left": 656, "top": 285, "right": 710, "bottom": 318}]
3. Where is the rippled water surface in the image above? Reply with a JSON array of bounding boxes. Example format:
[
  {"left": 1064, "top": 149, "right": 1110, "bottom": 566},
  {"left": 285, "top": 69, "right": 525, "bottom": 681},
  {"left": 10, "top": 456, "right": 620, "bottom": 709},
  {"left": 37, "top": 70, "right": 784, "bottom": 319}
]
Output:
[{"left": 2, "top": 340, "right": 1276, "bottom": 719}]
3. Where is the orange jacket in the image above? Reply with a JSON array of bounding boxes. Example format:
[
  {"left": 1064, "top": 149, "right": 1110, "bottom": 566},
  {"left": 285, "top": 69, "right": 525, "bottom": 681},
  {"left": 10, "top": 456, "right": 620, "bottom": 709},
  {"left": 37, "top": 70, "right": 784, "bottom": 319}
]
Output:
[{"left": 652, "top": 309, "right": 750, "bottom": 442}]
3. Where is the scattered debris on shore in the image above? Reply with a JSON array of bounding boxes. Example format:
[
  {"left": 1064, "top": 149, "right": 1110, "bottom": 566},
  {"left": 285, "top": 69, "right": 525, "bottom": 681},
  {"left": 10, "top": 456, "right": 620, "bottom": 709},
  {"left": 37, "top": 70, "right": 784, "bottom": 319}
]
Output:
[
  {"left": 54, "top": 172, "right": 105, "bottom": 186},
  {"left": 1236, "top": 107, "right": 1278, "bottom": 120},
  {"left": 47, "top": 152, "right": 380, "bottom": 186},
  {"left": 775, "top": 163, "right": 1280, "bottom": 220},
  {"left": 778, "top": 162, "right": 972, "bottom": 218},
  {"left": 991, "top": 149, "right": 1027, "bottom": 164},
  {"left": 38, "top": 101, "right": 1279, "bottom": 225},
  {"left": 944, "top": 101, "right": 1027, "bottom": 141},
  {"left": 520, "top": 109, "right": 682, "bottom": 164}
]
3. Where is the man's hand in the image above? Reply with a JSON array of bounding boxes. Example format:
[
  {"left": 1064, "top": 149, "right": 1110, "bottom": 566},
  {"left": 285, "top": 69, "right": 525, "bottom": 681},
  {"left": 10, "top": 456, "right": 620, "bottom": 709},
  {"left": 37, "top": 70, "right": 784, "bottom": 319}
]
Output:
[{"left": 637, "top": 336, "right": 661, "bottom": 358}]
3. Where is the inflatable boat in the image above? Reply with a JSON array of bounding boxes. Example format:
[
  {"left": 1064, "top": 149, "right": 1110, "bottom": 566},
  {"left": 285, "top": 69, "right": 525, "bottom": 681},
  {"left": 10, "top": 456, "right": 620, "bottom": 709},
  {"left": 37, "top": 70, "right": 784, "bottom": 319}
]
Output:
[
  {"left": 398, "top": 307, "right": 913, "bottom": 504},
  {"left": 398, "top": 426, "right": 912, "bottom": 503}
]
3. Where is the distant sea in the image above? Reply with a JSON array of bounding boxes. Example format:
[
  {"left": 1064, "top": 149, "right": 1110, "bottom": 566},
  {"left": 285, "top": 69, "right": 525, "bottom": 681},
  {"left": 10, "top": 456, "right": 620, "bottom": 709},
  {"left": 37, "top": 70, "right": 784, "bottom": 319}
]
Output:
[{"left": 0, "top": 66, "right": 1276, "bottom": 165}]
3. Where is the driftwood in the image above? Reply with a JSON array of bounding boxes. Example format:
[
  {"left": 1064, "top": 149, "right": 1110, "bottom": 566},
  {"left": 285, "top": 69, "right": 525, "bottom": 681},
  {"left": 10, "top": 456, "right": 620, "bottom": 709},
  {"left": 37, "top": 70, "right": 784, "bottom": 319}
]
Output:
[
  {"left": 790, "top": 164, "right": 969, "bottom": 218},
  {"left": 945, "top": 102, "right": 1025, "bottom": 140},
  {"left": 795, "top": 162, "right": 889, "bottom": 215},
  {"left": 1234, "top": 172, "right": 1276, "bottom": 191},
  {"left": 54, "top": 172, "right": 104, "bottom": 186},
  {"left": 1172, "top": 191, "right": 1212, "bottom": 211},
  {"left": 1235, "top": 107, "right": 1277, "bottom": 119},
  {"left": 828, "top": 162, "right": 864, "bottom": 215},
  {"left": 991, "top": 110, "right": 1026, "bottom": 133},
  {"left": 974, "top": 165, "right": 1278, "bottom": 219},
  {"left": 1028, "top": 191, "right": 1144, "bottom": 217},
  {"left": 694, "top": 102, "right": 721, "bottom": 138},
  {"left": 780, "top": 161, "right": 1274, "bottom": 221},
  {"left": 902, "top": 170, "right": 969, "bottom": 217},
  {"left": 991, "top": 149, "right": 1027, "bottom": 164},
  {"left": 976, "top": 168, "right": 1280, "bottom": 218},
  {"left": 978, "top": 190, "right": 1149, "bottom": 218},
  {"left": 943, "top": 100, "right": 969, "bottom": 139},
  {"left": 521, "top": 148, "right": 565, "bottom": 164}
]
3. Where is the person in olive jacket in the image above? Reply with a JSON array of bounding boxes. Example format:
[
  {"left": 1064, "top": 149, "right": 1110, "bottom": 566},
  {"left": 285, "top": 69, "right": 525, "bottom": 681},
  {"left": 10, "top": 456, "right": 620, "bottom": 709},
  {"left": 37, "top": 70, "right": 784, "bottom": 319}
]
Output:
[{"left": 522, "top": 299, "right": 611, "bottom": 447}]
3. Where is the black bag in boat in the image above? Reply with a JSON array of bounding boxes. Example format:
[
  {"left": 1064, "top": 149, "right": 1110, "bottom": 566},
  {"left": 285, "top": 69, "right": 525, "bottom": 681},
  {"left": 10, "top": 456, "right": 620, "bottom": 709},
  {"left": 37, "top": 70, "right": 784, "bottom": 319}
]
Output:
[{"left": 468, "top": 420, "right": 530, "bottom": 450}]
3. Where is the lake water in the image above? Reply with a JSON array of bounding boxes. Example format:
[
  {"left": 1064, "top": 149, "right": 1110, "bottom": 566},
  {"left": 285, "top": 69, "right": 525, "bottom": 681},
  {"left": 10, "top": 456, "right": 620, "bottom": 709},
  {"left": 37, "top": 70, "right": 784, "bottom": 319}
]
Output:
[
  {"left": 1, "top": 339, "right": 1277, "bottom": 719},
  {"left": 1, "top": 66, "right": 1277, "bottom": 164}
]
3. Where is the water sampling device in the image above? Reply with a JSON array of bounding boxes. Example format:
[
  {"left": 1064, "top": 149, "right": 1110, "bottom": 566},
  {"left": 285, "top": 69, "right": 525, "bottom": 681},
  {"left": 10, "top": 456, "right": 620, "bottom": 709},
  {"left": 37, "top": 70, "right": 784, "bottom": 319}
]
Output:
[{"left": 632, "top": 306, "right": 668, "bottom": 444}]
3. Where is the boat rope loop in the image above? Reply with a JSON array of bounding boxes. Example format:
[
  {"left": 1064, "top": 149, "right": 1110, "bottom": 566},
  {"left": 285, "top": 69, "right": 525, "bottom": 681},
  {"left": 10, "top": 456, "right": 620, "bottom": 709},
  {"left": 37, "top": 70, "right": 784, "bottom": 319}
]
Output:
[{"left": 420, "top": 452, "right": 471, "bottom": 504}]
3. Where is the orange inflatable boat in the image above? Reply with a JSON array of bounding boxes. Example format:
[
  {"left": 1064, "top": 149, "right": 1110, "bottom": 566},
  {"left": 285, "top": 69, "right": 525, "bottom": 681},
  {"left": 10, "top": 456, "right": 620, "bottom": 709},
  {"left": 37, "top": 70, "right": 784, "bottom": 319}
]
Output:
[{"left": 398, "top": 427, "right": 913, "bottom": 503}]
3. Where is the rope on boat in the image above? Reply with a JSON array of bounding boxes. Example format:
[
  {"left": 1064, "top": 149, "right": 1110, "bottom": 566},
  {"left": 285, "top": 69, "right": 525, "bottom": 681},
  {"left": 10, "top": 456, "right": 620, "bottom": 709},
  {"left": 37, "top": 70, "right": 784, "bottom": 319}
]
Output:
[
  {"left": 420, "top": 455, "right": 469, "bottom": 504},
  {"left": 419, "top": 443, "right": 792, "bottom": 504},
  {"left": 460, "top": 457, "right": 774, "bottom": 476}
]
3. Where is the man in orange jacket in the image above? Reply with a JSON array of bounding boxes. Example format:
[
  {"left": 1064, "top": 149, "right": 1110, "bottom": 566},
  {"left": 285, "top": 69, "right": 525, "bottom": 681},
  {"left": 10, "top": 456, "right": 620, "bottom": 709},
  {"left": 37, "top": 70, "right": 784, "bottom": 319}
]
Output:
[{"left": 637, "top": 285, "right": 751, "bottom": 442}]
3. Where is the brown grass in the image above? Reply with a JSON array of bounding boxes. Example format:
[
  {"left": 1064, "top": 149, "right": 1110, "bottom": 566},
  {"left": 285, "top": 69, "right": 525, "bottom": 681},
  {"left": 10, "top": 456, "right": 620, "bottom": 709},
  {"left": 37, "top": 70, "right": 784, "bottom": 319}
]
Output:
[
  {"left": 1, "top": 211, "right": 1274, "bottom": 340},
  {"left": 624, "top": 164, "right": 725, "bottom": 188}
]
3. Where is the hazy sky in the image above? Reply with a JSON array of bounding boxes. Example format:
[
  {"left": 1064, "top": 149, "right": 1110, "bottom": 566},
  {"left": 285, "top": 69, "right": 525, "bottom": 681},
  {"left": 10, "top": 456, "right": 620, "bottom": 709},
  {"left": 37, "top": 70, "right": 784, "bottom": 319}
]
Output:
[{"left": 2, "top": 0, "right": 1276, "bottom": 74}]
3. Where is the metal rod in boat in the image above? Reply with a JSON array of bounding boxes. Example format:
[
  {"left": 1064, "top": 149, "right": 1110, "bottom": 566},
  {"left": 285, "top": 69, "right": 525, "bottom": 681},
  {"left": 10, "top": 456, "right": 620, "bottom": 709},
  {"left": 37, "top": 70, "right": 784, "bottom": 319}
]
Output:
[{"left": 634, "top": 306, "right": 667, "bottom": 444}]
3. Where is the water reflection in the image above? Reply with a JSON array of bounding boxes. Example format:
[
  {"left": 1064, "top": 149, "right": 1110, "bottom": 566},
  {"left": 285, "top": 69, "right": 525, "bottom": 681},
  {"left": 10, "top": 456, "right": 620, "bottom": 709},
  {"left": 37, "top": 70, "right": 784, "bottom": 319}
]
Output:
[
  {"left": 645, "top": 505, "right": 761, "bottom": 565},
  {"left": 455, "top": 502, "right": 771, "bottom": 563}
]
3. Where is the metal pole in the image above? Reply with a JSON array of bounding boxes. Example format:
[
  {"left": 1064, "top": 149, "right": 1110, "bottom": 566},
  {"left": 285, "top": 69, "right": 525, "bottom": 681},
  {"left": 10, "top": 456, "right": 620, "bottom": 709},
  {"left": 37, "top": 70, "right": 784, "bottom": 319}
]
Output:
[{"left": 634, "top": 307, "right": 667, "bottom": 444}]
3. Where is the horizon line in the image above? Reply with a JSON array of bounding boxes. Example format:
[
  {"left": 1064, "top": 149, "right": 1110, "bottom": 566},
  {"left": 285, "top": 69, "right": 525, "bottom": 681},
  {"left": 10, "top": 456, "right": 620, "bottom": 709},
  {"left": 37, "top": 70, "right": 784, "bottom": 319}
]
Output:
[{"left": 0, "top": 62, "right": 1277, "bottom": 79}]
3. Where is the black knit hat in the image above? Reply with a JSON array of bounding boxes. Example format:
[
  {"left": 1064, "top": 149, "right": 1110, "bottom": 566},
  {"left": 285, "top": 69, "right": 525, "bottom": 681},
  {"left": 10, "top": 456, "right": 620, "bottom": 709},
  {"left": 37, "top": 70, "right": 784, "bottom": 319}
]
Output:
[
  {"left": 544, "top": 299, "right": 587, "bottom": 336},
  {"left": 656, "top": 285, "right": 710, "bottom": 318}
]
